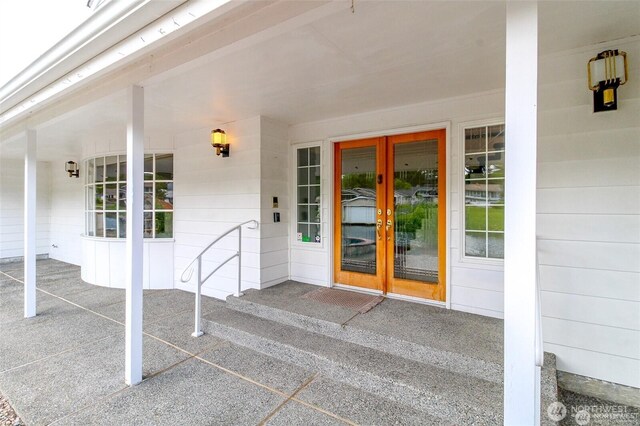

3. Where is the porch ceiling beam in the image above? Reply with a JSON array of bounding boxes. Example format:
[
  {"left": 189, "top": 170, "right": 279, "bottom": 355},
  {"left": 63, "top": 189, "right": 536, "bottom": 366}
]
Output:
[
  {"left": 125, "top": 85, "right": 144, "bottom": 386},
  {"left": 23, "top": 129, "right": 37, "bottom": 318},
  {"left": 504, "top": 1, "right": 539, "bottom": 425}
]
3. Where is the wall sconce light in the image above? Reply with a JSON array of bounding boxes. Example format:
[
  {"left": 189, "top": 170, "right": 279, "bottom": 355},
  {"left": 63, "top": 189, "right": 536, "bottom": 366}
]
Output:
[
  {"left": 211, "top": 128, "right": 230, "bottom": 157},
  {"left": 65, "top": 161, "right": 79, "bottom": 178},
  {"left": 588, "top": 49, "right": 628, "bottom": 112}
]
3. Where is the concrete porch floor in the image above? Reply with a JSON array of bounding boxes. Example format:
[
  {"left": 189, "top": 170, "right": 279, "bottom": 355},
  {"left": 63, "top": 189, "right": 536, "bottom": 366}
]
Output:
[{"left": 0, "top": 259, "right": 509, "bottom": 425}]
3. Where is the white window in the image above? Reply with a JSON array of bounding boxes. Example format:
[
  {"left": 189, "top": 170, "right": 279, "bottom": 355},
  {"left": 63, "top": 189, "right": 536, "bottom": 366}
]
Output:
[
  {"left": 296, "top": 146, "right": 321, "bottom": 243},
  {"left": 463, "top": 124, "right": 505, "bottom": 259},
  {"left": 84, "top": 153, "right": 173, "bottom": 238}
]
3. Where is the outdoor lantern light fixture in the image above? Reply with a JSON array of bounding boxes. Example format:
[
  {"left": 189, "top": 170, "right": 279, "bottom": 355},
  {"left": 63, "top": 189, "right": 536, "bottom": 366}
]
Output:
[
  {"left": 211, "top": 128, "right": 230, "bottom": 157},
  {"left": 588, "top": 49, "right": 628, "bottom": 112},
  {"left": 65, "top": 161, "right": 79, "bottom": 178}
]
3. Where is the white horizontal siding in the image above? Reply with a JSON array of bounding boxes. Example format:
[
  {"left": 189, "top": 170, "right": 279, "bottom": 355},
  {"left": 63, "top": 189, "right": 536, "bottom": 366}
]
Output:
[
  {"left": 537, "top": 37, "right": 640, "bottom": 387},
  {"left": 543, "top": 317, "right": 639, "bottom": 359},
  {"left": 450, "top": 303, "right": 504, "bottom": 319},
  {"left": 538, "top": 186, "right": 640, "bottom": 215},
  {"left": 172, "top": 118, "right": 263, "bottom": 297},
  {"left": 48, "top": 163, "right": 83, "bottom": 266},
  {"left": 260, "top": 117, "right": 290, "bottom": 287},
  {"left": 451, "top": 285, "right": 504, "bottom": 314},
  {"left": 0, "top": 159, "right": 51, "bottom": 259},
  {"left": 539, "top": 265, "right": 640, "bottom": 302},
  {"left": 544, "top": 343, "right": 640, "bottom": 389},
  {"left": 541, "top": 291, "right": 639, "bottom": 331},
  {"left": 172, "top": 116, "right": 291, "bottom": 297},
  {"left": 537, "top": 214, "right": 640, "bottom": 244},
  {"left": 537, "top": 128, "right": 640, "bottom": 163},
  {"left": 538, "top": 240, "right": 640, "bottom": 273},
  {"left": 538, "top": 157, "right": 640, "bottom": 188}
]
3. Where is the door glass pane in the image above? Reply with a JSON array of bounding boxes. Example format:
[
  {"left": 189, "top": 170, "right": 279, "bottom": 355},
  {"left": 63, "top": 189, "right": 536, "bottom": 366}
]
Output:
[
  {"left": 155, "top": 182, "right": 173, "bottom": 210},
  {"left": 309, "top": 185, "right": 320, "bottom": 204},
  {"left": 309, "top": 146, "right": 320, "bottom": 166},
  {"left": 118, "top": 184, "right": 127, "bottom": 210},
  {"left": 144, "top": 183, "right": 153, "bottom": 210},
  {"left": 105, "top": 212, "right": 117, "bottom": 238},
  {"left": 105, "top": 184, "right": 117, "bottom": 210},
  {"left": 155, "top": 212, "right": 173, "bottom": 238},
  {"left": 155, "top": 154, "right": 173, "bottom": 180},
  {"left": 341, "top": 146, "right": 376, "bottom": 275},
  {"left": 118, "top": 155, "right": 127, "bottom": 181},
  {"left": 465, "top": 231, "right": 487, "bottom": 257},
  {"left": 95, "top": 212, "right": 104, "bottom": 237},
  {"left": 87, "top": 159, "right": 95, "bottom": 184},
  {"left": 144, "top": 155, "right": 154, "bottom": 181},
  {"left": 297, "top": 186, "right": 309, "bottom": 204},
  {"left": 310, "top": 166, "right": 321, "bottom": 184},
  {"left": 488, "top": 232, "right": 504, "bottom": 259},
  {"left": 143, "top": 212, "right": 153, "bottom": 238},
  {"left": 95, "top": 184, "right": 104, "bottom": 209},
  {"left": 297, "top": 167, "right": 308, "bottom": 185},
  {"left": 86, "top": 212, "right": 95, "bottom": 236},
  {"left": 105, "top": 156, "right": 118, "bottom": 181},
  {"left": 86, "top": 186, "right": 95, "bottom": 210},
  {"left": 393, "top": 140, "right": 439, "bottom": 283},
  {"left": 118, "top": 213, "right": 126, "bottom": 238},
  {"left": 95, "top": 157, "right": 104, "bottom": 182}
]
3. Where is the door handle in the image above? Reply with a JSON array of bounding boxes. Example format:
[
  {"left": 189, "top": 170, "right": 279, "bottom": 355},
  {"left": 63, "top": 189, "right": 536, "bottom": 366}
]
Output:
[
  {"left": 385, "top": 219, "right": 392, "bottom": 240},
  {"left": 376, "top": 219, "right": 383, "bottom": 240}
]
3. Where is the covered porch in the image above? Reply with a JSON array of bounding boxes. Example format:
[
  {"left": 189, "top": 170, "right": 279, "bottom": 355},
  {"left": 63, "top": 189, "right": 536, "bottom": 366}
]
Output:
[
  {"left": 1, "top": 1, "right": 639, "bottom": 425},
  {"left": 1, "top": 259, "right": 557, "bottom": 425}
]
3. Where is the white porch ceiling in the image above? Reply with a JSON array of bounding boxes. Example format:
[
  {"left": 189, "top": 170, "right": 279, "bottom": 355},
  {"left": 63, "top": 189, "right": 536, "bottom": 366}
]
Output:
[{"left": 1, "top": 0, "right": 638, "bottom": 160}]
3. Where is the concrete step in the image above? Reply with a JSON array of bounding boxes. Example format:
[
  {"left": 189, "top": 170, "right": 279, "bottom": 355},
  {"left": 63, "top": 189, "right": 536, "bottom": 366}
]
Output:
[
  {"left": 201, "top": 306, "right": 503, "bottom": 424},
  {"left": 226, "top": 290, "right": 503, "bottom": 384}
]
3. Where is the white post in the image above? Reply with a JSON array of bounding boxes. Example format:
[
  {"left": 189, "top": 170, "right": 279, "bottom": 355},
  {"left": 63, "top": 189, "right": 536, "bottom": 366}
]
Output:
[
  {"left": 504, "top": 2, "right": 539, "bottom": 425},
  {"left": 192, "top": 257, "right": 203, "bottom": 337},
  {"left": 24, "top": 129, "right": 37, "bottom": 318},
  {"left": 236, "top": 226, "right": 242, "bottom": 297},
  {"left": 125, "top": 85, "right": 144, "bottom": 386}
]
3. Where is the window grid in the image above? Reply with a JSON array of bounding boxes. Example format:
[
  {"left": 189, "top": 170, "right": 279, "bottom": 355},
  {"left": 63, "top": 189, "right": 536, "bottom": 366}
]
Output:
[
  {"left": 464, "top": 124, "right": 505, "bottom": 259},
  {"left": 84, "top": 154, "right": 173, "bottom": 239},
  {"left": 296, "top": 146, "right": 321, "bottom": 243}
]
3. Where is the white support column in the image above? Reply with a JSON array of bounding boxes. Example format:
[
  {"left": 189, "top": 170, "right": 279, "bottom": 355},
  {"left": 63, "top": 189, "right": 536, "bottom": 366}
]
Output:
[
  {"left": 24, "top": 129, "right": 37, "bottom": 318},
  {"left": 125, "top": 85, "right": 144, "bottom": 386},
  {"left": 504, "top": 2, "right": 539, "bottom": 425}
]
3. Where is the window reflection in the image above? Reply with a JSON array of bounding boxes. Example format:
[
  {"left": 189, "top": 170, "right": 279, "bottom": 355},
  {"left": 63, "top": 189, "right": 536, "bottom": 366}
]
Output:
[
  {"left": 296, "top": 146, "right": 321, "bottom": 244},
  {"left": 464, "top": 124, "right": 505, "bottom": 259},
  {"left": 84, "top": 154, "right": 173, "bottom": 239}
]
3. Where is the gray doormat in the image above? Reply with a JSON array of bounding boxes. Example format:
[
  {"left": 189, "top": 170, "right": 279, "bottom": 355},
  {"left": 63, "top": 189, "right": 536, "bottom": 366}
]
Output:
[{"left": 301, "top": 287, "right": 384, "bottom": 313}]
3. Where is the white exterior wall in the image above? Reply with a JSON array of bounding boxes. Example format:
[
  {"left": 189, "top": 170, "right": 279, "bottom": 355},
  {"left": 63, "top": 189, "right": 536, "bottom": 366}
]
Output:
[
  {"left": 0, "top": 159, "right": 51, "bottom": 260},
  {"left": 260, "top": 117, "right": 290, "bottom": 287},
  {"left": 537, "top": 38, "right": 640, "bottom": 388},
  {"left": 48, "top": 164, "right": 84, "bottom": 265},
  {"left": 173, "top": 116, "right": 289, "bottom": 299},
  {"left": 289, "top": 91, "right": 506, "bottom": 315}
]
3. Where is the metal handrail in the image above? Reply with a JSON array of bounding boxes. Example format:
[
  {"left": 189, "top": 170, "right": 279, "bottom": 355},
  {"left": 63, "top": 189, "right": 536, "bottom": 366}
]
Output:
[
  {"left": 535, "top": 242, "right": 544, "bottom": 368},
  {"left": 180, "top": 220, "right": 259, "bottom": 337}
]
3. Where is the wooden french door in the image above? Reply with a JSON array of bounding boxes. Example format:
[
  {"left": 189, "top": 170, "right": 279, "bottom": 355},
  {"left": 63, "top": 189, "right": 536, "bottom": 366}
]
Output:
[{"left": 333, "top": 129, "right": 446, "bottom": 301}]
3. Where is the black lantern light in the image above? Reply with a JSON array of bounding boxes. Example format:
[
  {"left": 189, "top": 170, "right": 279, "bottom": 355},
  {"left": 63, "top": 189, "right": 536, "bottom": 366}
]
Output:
[
  {"left": 65, "top": 161, "right": 80, "bottom": 178},
  {"left": 588, "top": 49, "right": 628, "bottom": 113}
]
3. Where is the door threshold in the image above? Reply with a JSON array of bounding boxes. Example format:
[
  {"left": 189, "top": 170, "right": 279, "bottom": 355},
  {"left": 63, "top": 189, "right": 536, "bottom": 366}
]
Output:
[
  {"left": 332, "top": 284, "right": 446, "bottom": 307},
  {"left": 385, "top": 292, "right": 446, "bottom": 307},
  {"left": 332, "top": 283, "right": 383, "bottom": 296}
]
